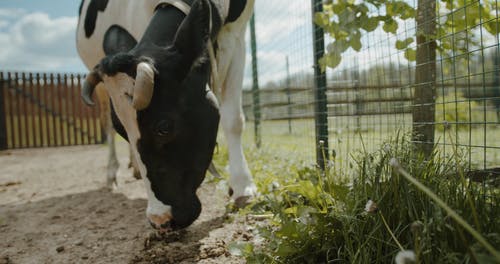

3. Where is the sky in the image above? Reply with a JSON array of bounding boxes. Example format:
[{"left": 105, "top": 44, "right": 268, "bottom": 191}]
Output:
[
  {"left": 1, "top": 1, "right": 496, "bottom": 88},
  {"left": 0, "top": 0, "right": 85, "bottom": 73},
  {"left": 0, "top": 0, "right": 316, "bottom": 87},
  {"left": 0, "top": 0, "right": 412, "bottom": 87}
]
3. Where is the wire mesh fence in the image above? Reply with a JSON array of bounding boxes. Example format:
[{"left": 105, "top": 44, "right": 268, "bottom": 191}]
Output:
[{"left": 243, "top": 0, "right": 500, "bottom": 175}]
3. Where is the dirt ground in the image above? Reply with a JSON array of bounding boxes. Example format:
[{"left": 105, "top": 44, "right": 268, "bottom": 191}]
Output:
[{"left": 0, "top": 139, "right": 257, "bottom": 264}]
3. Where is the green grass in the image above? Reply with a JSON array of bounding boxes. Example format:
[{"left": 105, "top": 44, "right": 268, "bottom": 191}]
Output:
[
  {"left": 241, "top": 118, "right": 500, "bottom": 169},
  {"left": 213, "top": 127, "right": 500, "bottom": 263}
]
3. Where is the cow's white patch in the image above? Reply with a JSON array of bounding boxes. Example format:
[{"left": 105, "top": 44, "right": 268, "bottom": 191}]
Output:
[
  {"left": 102, "top": 73, "right": 172, "bottom": 224},
  {"left": 214, "top": 0, "right": 257, "bottom": 200}
]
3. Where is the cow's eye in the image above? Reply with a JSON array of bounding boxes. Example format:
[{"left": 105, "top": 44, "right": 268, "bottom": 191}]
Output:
[{"left": 155, "top": 120, "right": 173, "bottom": 136}]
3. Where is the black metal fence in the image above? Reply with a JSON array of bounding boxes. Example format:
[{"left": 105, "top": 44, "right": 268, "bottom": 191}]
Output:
[{"left": 243, "top": 0, "right": 500, "bottom": 174}]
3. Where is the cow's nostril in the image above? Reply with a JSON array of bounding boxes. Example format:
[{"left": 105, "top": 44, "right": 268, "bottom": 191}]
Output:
[
  {"left": 160, "top": 221, "right": 171, "bottom": 229},
  {"left": 148, "top": 219, "right": 173, "bottom": 232},
  {"left": 148, "top": 220, "right": 158, "bottom": 229}
]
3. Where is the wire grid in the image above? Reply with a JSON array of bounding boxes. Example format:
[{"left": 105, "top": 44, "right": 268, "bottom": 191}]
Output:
[
  {"left": 243, "top": 0, "right": 500, "bottom": 171},
  {"left": 434, "top": 0, "right": 499, "bottom": 170},
  {"left": 243, "top": 0, "right": 317, "bottom": 164}
]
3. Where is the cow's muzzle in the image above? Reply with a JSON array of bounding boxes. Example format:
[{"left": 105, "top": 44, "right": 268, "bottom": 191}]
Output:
[{"left": 147, "top": 212, "right": 174, "bottom": 231}]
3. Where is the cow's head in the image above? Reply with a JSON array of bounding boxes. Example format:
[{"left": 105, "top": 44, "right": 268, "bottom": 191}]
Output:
[{"left": 82, "top": 0, "right": 220, "bottom": 230}]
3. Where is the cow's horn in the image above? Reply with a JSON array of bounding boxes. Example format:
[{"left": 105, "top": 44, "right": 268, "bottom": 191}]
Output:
[
  {"left": 132, "top": 62, "right": 155, "bottom": 110},
  {"left": 81, "top": 70, "right": 102, "bottom": 106}
]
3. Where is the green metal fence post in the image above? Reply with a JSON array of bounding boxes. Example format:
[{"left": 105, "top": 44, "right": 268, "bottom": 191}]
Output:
[
  {"left": 286, "top": 56, "right": 292, "bottom": 134},
  {"left": 250, "top": 13, "right": 261, "bottom": 148},
  {"left": 311, "top": 0, "right": 329, "bottom": 169}
]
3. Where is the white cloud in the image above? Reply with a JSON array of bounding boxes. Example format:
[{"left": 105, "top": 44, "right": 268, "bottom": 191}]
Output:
[
  {"left": 253, "top": 0, "right": 310, "bottom": 46},
  {"left": 0, "top": 9, "right": 85, "bottom": 72},
  {"left": 0, "top": 8, "right": 26, "bottom": 19},
  {"left": 243, "top": 0, "right": 314, "bottom": 87},
  {"left": 0, "top": 20, "right": 7, "bottom": 29}
]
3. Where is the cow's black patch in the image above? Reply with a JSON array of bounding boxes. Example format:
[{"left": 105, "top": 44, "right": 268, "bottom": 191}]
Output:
[
  {"left": 100, "top": 53, "right": 139, "bottom": 77},
  {"left": 226, "top": 0, "right": 247, "bottom": 23},
  {"left": 110, "top": 102, "right": 128, "bottom": 141},
  {"left": 103, "top": 25, "right": 138, "bottom": 55},
  {"left": 84, "top": 0, "right": 110, "bottom": 38},
  {"left": 79, "top": 0, "right": 84, "bottom": 16}
]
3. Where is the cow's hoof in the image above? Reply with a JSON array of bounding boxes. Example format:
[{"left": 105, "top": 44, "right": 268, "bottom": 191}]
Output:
[
  {"left": 228, "top": 184, "right": 258, "bottom": 209},
  {"left": 106, "top": 178, "right": 117, "bottom": 190},
  {"left": 234, "top": 195, "right": 252, "bottom": 208}
]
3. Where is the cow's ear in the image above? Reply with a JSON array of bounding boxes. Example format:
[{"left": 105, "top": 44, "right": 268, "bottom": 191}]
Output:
[{"left": 173, "top": 0, "right": 210, "bottom": 67}]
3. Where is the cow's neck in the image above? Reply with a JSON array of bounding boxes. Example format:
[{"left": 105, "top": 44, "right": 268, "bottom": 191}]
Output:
[{"left": 140, "top": 7, "right": 186, "bottom": 48}]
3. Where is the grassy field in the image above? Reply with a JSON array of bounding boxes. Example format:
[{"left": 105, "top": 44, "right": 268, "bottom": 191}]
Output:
[
  {"left": 238, "top": 118, "right": 500, "bottom": 171},
  {"left": 212, "top": 122, "right": 500, "bottom": 263}
]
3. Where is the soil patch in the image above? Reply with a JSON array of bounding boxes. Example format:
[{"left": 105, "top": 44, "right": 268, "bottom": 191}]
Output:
[{"left": 0, "top": 141, "right": 254, "bottom": 263}]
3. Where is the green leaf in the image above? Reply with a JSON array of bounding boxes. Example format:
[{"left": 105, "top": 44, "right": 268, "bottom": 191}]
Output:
[
  {"left": 361, "top": 16, "right": 379, "bottom": 32},
  {"left": 328, "top": 40, "right": 349, "bottom": 54},
  {"left": 404, "top": 48, "right": 416, "bottom": 61},
  {"left": 284, "top": 206, "right": 298, "bottom": 215},
  {"left": 325, "top": 52, "right": 342, "bottom": 69},
  {"left": 395, "top": 37, "right": 414, "bottom": 50},
  {"left": 383, "top": 18, "right": 398, "bottom": 34},
  {"left": 485, "top": 20, "right": 500, "bottom": 35},
  {"left": 276, "top": 240, "right": 297, "bottom": 256},
  {"left": 287, "top": 180, "right": 320, "bottom": 201},
  {"left": 332, "top": 3, "right": 345, "bottom": 14},
  {"left": 350, "top": 32, "right": 362, "bottom": 51},
  {"left": 314, "top": 12, "right": 330, "bottom": 28},
  {"left": 228, "top": 242, "right": 254, "bottom": 257},
  {"left": 330, "top": 184, "right": 349, "bottom": 201},
  {"left": 386, "top": 2, "right": 396, "bottom": 16},
  {"left": 387, "top": 1, "right": 415, "bottom": 19},
  {"left": 395, "top": 40, "right": 406, "bottom": 50}
]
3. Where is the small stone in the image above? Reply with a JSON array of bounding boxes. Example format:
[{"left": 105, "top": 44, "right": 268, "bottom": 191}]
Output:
[
  {"left": 56, "top": 246, "right": 65, "bottom": 253},
  {"left": 0, "top": 256, "right": 10, "bottom": 264},
  {"left": 81, "top": 255, "right": 89, "bottom": 260}
]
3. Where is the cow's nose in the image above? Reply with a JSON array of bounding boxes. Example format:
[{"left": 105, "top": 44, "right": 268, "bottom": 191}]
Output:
[
  {"left": 147, "top": 212, "right": 173, "bottom": 231},
  {"left": 148, "top": 219, "right": 173, "bottom": 231}
]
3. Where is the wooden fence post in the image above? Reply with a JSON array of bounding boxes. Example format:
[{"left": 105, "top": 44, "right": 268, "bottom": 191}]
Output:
[
  {"left": 0, "top": 72, "right": 7, "bottom": 150},
  {"left": 494, "top": 48, "right": 500, "bottom": 122},
  {"left": 412, "top": 0, "right": 437, "bottom": 156}
]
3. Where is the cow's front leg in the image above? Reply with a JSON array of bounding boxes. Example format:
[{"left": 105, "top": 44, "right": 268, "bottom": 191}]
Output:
[
  {"left": 128, "top": 145, "right": 141, "bottom": 179},
  {"left": 219, "top": 36, "right": 257, "bottom": 206},
  {"left": 106, "top": 129, "right": 119, "bottom": 188},
  {"left": 96, "top": 84, "right": 118, "bottom": 189}
]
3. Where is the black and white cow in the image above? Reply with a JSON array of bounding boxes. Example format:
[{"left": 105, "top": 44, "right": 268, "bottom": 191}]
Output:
[{"left": 76, "top": 0, "right": 257, "bottom": 230}]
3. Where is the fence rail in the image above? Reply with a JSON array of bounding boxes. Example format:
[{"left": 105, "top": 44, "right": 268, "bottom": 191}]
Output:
[
  {"left": 0, "top": 72, "right": 103, "bottom": 150},
  {"left": 243, "top": 82, "right": 500, "bottom": 121}
]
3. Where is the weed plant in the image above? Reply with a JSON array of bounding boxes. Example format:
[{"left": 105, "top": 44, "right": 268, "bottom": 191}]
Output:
[{"left": 230, "top": 133, "right": 500, "bottom": 263}]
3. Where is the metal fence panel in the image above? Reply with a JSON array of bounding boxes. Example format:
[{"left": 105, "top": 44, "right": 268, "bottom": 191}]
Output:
[
  {"left": 0, "top": 71, "right": 103, "bottom": 150},
  {"left": 243, "top": 0, "right": 500, "bottom": 173}
]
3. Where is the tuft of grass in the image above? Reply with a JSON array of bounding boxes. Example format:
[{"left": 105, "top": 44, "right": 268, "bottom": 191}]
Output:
[{"left": 229, "top": 133, "right": 500, "bottom": 263}]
